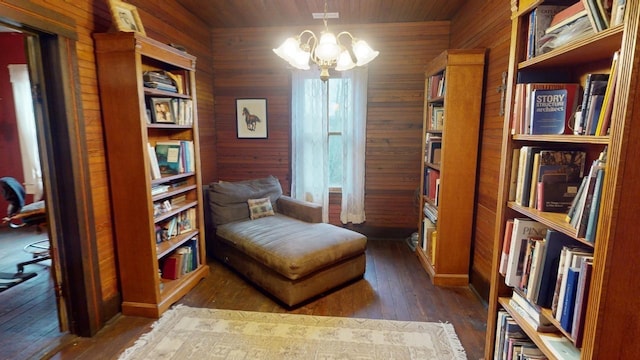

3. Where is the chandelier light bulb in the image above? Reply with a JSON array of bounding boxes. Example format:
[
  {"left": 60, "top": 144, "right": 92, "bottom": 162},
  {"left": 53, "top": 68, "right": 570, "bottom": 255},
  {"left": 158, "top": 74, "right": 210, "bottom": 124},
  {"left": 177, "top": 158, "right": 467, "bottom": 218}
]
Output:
[
  {"left": 290, "top": 48, "right": 311, "bottom": 70},
  {"left": 273, "top": 37, "right": 301, "bottom": 63},
  {"left": 335, "top": 49, "right": 356, "bottom": 71},
  {"left": 352, "top": 39, "right": 379, "bottom": 66},
  {"left": 315, "top": 32, "right": 341, "bottom": 62}
]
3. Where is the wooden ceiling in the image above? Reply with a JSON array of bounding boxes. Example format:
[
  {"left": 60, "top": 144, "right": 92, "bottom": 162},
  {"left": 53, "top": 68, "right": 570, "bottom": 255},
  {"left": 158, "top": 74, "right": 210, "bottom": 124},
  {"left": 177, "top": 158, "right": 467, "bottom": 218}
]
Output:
[{"left": 175, "top": 0, "right": 469, "bottom": 28}]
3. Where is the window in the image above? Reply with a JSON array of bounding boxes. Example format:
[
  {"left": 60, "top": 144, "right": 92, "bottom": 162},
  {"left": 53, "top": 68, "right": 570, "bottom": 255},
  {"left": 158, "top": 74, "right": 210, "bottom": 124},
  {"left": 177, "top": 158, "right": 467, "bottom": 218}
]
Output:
[
  {"left": 327, "top": 77, "right": 348, "bottom": 189},
  {"left": 291, "top": 68, "right": 368, "bottom": 224}
]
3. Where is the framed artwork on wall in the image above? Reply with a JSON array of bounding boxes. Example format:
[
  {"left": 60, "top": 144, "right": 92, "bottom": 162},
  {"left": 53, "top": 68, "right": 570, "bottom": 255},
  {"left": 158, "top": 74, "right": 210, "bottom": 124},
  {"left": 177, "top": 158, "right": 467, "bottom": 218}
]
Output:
[
  {"left": 236, "top": 98, "right": 268, "bottom": 139},
  {"left": 108, "top": 0, "right": 146, "bottom": 36}
]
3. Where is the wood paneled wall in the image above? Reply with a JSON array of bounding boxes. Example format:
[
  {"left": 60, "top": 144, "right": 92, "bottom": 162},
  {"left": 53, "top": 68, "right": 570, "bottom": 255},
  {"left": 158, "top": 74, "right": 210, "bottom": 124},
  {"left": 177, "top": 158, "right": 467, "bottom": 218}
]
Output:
[
  {"left": 449, "top": 0, "right": 512, "bottom": 299},
  {"left": 7, "top": 0, "right": 214, "bottom": 323},
  {"left": 212, "top": 22, "right": 450, "bottom": 234}
]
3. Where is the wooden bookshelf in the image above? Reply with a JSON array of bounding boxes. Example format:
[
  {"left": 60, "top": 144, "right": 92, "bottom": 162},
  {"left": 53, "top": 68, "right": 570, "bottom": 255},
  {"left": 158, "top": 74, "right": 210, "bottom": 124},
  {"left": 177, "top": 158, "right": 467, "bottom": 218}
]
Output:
[
  {"left": 94, "top": 32, "right": 208, "bottom": 318},
  {"left": 416, "top": 49, "right": 486, "bottom": 286},
  {"left": 485, "top": 2, "right": 640, "bottom": 358}
]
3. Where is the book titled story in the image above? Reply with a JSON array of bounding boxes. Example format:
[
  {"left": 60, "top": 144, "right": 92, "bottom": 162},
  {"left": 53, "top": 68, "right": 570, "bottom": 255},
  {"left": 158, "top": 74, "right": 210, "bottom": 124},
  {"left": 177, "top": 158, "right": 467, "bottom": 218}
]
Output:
[{"left": 530, "top": 88, "right": 568, "bottom": 134}]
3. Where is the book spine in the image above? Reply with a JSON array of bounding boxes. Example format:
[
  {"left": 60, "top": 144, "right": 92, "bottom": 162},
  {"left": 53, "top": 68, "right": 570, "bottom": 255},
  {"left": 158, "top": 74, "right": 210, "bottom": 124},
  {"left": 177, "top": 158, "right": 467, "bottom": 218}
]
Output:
[
  {"left": 559, "top": 266, "right": 580, "bottom": 332},
  {"left": 585, "top": 168, "right": 605, "bottom": 242}
]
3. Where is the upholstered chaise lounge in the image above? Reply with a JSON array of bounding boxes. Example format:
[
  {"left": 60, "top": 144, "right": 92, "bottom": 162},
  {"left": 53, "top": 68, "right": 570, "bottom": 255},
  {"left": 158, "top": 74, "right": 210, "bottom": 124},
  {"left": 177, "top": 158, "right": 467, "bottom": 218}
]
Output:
[{"left": 204, "top": 176, "right": 367, "bottom": 307}]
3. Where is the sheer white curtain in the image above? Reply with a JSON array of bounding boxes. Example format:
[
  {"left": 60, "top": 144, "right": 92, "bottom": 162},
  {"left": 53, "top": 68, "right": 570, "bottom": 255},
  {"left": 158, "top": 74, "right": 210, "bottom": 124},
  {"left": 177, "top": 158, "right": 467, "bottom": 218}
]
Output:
[
  {"left": 291, "top": 68, "right": 368, "bottom": 224},
  {"left": 8, "top": 64, "right": 43, "bottom": 201},
  {"left": 340, "top": 68, "right": 368, "bottom": 224},
  {"left": 291, "top": 68, "right": 330, "bottom": 221}
]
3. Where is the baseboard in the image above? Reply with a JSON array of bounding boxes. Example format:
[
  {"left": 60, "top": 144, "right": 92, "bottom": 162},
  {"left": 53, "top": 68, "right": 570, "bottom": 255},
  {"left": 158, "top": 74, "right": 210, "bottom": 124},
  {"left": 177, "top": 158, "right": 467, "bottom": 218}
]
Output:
[{"left": 337, "top": 224, "right": 415, "bottom": 239}]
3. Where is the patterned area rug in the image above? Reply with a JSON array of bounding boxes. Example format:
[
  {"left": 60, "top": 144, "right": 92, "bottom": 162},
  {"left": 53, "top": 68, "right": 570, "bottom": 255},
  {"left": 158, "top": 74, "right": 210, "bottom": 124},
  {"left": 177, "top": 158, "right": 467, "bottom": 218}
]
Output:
[{"left": 119, "top": 305, "right": 467, "bottom": 360}]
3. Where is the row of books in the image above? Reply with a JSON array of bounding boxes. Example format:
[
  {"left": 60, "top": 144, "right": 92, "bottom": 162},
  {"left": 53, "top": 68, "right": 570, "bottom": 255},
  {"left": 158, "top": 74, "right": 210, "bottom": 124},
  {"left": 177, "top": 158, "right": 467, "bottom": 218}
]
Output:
[
  {"left": 511, "top": 66, "right": 618, "bottom": 137},
  {"left": 426, "top": 104, "right": 444, "bottom": 131},
  {"left": 147, "top": 140, "right": 195, "bottom": 179},
  {"left": 499, "top": 216, "right": 594, "bottom": 347},
  {"left": 146, "top": 98, "right": 194, "bottom": 125},
  {"left": 155, "top": 207, "right": 196, "bottom": 243},
  {"left": 511, "top": 81, "right": 581, "bottom": 136},
  {"left": 495, "top": 306, "right": 582, "bottom": 360},
  {"left": 421, "top": 217, "right": 437, "bottom": 263},
  {"left": 427, "top": 72, "right": 445, "bottom": 99},
  {"left": 565, "top": 148, "right": 607, "bottom": 242},
  {"left": 160, "top": 237, "right": 199, "bottom": 280},
  {"left": 525, "top": 1, "right": 626, "bottom": 59},
  {"left": 151, "top": 180, "right": 187, "bottom": 196},
  {"left": 494, "top": 310, "right": 546, "bottom": 360},
  {"left": 510, "top": 148, "right": 586, "bottom": 212},
  {"left": 424, "top": 133, "right": 442, "bottom": 165},
  {"left": 574, "top": 53, "right": 619, "bottom": 136},
  {"left": 423, "top": 168, "right": 440, "bottom": 207}
]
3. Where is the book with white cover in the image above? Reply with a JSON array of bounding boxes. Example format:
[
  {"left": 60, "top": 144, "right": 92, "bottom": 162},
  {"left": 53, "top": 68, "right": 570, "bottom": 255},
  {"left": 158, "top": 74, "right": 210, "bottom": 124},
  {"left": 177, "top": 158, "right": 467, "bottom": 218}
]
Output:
[{"left": 505, "top": 218, "right": 548, "bottom": 288}]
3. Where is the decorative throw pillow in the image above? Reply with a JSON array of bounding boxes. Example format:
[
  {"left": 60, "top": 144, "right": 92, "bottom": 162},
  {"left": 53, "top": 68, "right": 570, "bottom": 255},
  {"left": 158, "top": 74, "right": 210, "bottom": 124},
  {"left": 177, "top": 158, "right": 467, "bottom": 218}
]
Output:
[{"left": 247, "top": 197, "right": 275, "bottom": 220}]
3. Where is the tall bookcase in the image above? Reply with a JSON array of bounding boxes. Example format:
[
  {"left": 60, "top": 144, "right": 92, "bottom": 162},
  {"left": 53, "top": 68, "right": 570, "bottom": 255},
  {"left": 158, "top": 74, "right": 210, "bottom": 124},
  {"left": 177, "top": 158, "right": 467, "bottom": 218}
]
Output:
[
  {"left": 485, "top": 1, "right": 640, "bottom": 358},
  {"left": 94, "top": 33, "right": 208, "bottom": 318},
  {"left": 416, "top": 49, "right": 486, "bottom": 286}
]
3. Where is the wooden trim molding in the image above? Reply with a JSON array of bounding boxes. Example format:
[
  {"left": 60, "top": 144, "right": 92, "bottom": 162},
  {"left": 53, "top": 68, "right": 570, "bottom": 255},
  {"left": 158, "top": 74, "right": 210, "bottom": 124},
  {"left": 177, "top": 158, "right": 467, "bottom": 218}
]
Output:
[{"left": 0, "top": 0, "right": 77, "bottom": 40}]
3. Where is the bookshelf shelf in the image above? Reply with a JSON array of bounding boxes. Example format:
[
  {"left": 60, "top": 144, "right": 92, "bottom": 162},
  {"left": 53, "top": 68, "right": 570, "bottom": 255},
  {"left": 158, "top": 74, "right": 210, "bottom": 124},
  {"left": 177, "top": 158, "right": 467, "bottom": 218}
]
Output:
[
  {"left": 486, "top": 2, "right": 640, "bottom": 359},
  {"left": 517, "top": 25, "right": 624, "bottom": 69},
  {"left": 154, "top": 200, "right": 198, "bottom": 223},
  {"left": 416, "top": 49, "right": 486, "bottom": 286},
  {"left": 156, "top": 229, "right": 200, "bottom": 258},
  {"left": 151, "top": 172, "right": 195, "bottom": 185},
  {"left": 152, "top": 184, "right": 197, "bottom": 202},
  {"left": 512, "top": 134, "right": 610, "bottom": 144},
  {"left": 507, "top": 202, "right": 594, "bottom": 247},
  {"left": 498, "top": 297, "right": 573, "bottom": 360},
  {"left": 147, "top": 123, "right": 193, "bottom": 130},
  {"left": 144, "top": 88, "right": 191, "bottom": 99},
  {"left": 95, "top": 32, "right": 208, "bottom": 318}
]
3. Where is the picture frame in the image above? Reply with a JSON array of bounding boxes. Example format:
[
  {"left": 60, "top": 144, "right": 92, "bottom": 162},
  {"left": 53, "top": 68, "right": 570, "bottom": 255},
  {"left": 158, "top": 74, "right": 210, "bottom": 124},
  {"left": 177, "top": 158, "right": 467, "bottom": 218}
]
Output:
[
  {"left": 236, "top": 98, "right": 268, "bottom": 139},
  {"left": 108, "top": 0, "right": 146, "bottom": 36},
  {"left": 150, "top": 98, "right": 175, "bottom": 123}
]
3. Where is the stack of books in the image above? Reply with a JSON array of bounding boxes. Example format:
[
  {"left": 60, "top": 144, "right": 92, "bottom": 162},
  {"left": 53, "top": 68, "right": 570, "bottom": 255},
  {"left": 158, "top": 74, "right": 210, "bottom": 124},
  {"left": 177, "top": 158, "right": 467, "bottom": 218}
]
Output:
[{"left": 143, "top": 71, "right": 178, "bottom": 93}]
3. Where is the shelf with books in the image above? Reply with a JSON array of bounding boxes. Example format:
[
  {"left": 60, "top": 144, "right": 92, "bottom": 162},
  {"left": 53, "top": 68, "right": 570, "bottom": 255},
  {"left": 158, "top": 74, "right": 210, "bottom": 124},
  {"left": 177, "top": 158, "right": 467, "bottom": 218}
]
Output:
[
  {"left": 416, "top": 49, "right": 486, "bottom": 286},
  {"left": 486, "top": 1, "right": 640, "bottom": 358},
  {"left": 517, "top": 24, "right": 623, "bottom": 69},
  {"left": 95, "top": 32, "right": 208, "bottom": 318},
  {"left": 156, "top": 229, "right": 199, "bottom": 259},
  {"left": 498, "top": 297, "right": 579, "bottom": 359}
]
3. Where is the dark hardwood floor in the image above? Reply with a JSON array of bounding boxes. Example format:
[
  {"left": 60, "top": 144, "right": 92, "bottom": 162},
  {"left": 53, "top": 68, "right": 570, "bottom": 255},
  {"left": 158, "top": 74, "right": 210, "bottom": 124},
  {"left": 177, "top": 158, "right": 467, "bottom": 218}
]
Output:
[
  {"left": 0, "top": 226, "right": 67, "bottom": 360},
  {"left": 44, "top": 238, "right": 487, "bottom": 360}
]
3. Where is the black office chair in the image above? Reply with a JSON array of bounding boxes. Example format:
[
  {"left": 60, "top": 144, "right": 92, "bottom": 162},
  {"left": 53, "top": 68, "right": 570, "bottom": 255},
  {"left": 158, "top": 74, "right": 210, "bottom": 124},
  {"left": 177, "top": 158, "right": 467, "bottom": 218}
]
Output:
[{"left": 0, "top": 176, "right": 50, "bottom": 273}]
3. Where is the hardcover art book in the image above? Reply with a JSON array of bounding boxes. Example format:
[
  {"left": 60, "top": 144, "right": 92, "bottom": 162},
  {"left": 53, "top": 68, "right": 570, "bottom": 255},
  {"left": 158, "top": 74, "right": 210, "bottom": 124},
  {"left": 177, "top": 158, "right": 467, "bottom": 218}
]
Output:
[{"left": 536, "top": 150, "right": 586, "bottom": 212}]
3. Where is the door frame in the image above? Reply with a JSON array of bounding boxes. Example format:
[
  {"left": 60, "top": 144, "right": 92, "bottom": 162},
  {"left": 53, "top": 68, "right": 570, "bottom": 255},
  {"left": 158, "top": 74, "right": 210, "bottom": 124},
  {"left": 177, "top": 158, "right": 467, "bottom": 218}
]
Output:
[{"left": 1, "top": 0, "right": 103, "bottom": 336}]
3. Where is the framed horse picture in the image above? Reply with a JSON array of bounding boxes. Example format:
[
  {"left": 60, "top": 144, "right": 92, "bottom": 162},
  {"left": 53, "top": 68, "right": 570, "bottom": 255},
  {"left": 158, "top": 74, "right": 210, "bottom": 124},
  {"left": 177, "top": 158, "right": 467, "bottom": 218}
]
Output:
[{"left": 236, "top": 98, "right": 268, "bottom": 138}]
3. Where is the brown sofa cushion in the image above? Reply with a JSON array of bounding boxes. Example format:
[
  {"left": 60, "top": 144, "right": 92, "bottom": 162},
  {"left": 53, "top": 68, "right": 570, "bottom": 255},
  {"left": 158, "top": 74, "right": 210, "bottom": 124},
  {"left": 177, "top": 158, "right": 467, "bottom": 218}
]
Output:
[
  {"left": 216, "top": 214, "right": 367, "bottom": 280},
  {"left": 209, "top": 175, "right": 282, "bottom": 226}
]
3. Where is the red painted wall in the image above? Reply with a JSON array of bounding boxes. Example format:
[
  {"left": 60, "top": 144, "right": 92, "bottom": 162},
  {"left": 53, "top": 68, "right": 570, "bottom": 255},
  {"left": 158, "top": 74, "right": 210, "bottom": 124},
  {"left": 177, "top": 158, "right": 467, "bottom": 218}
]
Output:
[{"left": 0, "top": 32, "right": 27, "bottom": 215}]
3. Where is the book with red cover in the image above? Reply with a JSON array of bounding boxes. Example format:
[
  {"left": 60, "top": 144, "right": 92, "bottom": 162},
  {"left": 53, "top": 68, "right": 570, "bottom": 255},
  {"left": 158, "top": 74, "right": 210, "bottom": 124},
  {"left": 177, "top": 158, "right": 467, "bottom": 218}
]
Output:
[
  {"left": 499, "top": 219, "right": 515, "bottom": 276},
  {"left": 546, "top": 1, "right": 587, "bottom": 34},
  {"left": 162, "top": 253, "right": 184, "bottom": 280}
]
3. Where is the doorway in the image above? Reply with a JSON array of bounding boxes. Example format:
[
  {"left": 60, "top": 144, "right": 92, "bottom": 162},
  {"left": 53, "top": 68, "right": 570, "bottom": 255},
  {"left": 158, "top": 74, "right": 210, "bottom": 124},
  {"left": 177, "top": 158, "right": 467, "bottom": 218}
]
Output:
[
  {"left": 0, "top": 27, "right": 67, "bottom": 359},
  {"left": 0, "top": 1, "right": 105, "bottom": 355}
]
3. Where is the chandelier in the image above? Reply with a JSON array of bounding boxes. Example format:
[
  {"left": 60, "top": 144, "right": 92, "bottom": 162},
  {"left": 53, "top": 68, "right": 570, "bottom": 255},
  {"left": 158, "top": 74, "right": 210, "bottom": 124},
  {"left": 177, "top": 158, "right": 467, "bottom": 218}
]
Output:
[{"left": 272, "top": 1, "right": 379, "bottom": 81}]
